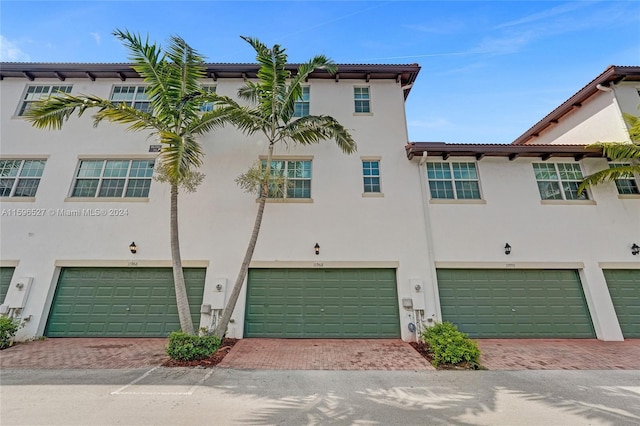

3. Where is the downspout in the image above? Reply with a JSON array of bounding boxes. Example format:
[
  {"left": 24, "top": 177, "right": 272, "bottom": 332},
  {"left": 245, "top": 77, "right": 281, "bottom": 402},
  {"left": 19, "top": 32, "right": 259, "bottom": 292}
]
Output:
[
  {"left": 418, "top": 151, "right": 441, "bottom": 324},
  {"left": 598, "top": 82, "right": 630, "bottom": 142}
]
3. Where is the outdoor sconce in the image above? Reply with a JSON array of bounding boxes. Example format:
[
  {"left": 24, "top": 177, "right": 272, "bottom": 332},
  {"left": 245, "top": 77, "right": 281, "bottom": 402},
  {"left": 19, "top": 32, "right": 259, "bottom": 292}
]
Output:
[
  {"left": 314, "top": 243, "right": 320, "bottom": 255},
  {"left": 632, "top": 243, "right": 640, "bottom": 256},
  {"left": 129, "top": 242, "right": 137, "bottom": 254},
  {"left": 216, "top": 284, "right": 223, "bottom": 291},
  {"left": 504, "top": 243, "right": 512, "bottom": 255}
]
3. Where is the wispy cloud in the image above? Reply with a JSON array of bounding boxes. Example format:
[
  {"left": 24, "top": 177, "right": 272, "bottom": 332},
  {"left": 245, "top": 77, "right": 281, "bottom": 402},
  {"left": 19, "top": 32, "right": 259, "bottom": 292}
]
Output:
[
  {"left": 0, "top": 35, "right": 30, "bottom": 61},
  {"left": 494, "top": 2, "right": 591, "bottom": 30},
  {"left": 90, "top": 32, "right": 101, "bottom": 45}
]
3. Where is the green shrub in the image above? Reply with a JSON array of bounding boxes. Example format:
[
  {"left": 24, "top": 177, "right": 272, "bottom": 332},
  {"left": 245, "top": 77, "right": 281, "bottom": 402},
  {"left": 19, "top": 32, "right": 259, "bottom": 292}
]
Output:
[
  {"left": 0, "top": 316, "right": 20, "bottom": 350},
  {"left": 166, "top": 331, "right": 221, "bottom": 361},
  {"left": 421, "top": 322, "right": 481, "bottom": 368}
]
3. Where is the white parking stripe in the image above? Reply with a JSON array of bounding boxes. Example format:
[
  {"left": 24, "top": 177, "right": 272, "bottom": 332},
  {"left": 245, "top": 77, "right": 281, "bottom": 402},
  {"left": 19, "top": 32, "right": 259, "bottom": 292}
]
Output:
[{"left": 111, "top": 366, "right": 215, "bottom": 396}]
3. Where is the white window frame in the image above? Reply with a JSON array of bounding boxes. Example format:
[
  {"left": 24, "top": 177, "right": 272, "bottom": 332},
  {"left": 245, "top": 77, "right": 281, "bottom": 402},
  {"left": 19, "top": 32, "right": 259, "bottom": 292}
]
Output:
[
  {"left": 609, "top": 162, "right": 640, "bottom": 195},
  {"left": 260, "top": 158, "right": 312, "bottom": 200},
  {"left": 0, "top": 159, "right": 47, "bottom": 198},
  {"left": 16, "top": 84, "right": 72, "bottom": 116},
  {"left": 70, "top": 159, "right": 155, "bottom": 199},
  {"left": 533, "top": 162, "right": 589, "bottom": 201},
  {"left": 110, "top": 85, "right": 150, "bottom": 112},
  {"left": 354, "top": 86, "right": 371, "bottom": 114},
  {"left": 426, "top": 161, "right": 482, "bottom": 200},
  {"left": 362, "top": 158, "right": 382, "bottom": 194},
  {"left": 200, "top": 85, "right": 217, "bottom": 112},
  {"left": 293, "top": 86, "right": 310, "bottom": 118}
]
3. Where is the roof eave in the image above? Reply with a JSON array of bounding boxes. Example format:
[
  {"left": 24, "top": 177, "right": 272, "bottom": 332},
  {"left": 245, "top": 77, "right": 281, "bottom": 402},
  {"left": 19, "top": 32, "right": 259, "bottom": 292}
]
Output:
[
  {"left": 406, "top": 142, "right": 604, "bottom": 161},
  {"left": 511, "top": 65, "right": 640, "bottom": 145},
  {"left": 0, "top": 62, "right": 421, "bottom": 98}
]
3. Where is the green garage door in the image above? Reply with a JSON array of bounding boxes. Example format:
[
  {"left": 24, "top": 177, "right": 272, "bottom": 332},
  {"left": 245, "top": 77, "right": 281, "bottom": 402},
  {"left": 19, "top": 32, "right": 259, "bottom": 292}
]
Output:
[
  {"left": 45, "top": 267, "right": 205, "bottom": 337},
  {"left": 245, "top": 268, "right": 400, "bottom": 338},
  {"left": 437, "top": 269, "right": 595, "bottom": 338},
  {"left": 604, "top": 269, "right": 640, "bottom": 338},
  {"left": 0, "top": 267, "right": 15, "bottom": 304}
]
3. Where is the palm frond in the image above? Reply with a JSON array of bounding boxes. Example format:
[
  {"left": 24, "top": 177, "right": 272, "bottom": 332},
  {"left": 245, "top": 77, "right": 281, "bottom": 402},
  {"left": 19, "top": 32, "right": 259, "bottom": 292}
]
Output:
[
  {"left": 113, "top": 29, "right": 167, "bottom": 100},
  {"left": 23, "top": 93, "right": 103, "bottom": 130},
  {"left": 284, "top": 55, "right": 336, "bottom": 119},
  {"left": 157, "top": 131, "right": 205, "bottom": 181},
  {"left": 623, "top": 113, "right": 640, "bottom": 142},
  {"left": 590, "top": 141, "right": 640, "bottom": 160},
  {"left": 281, "top": 115, "right": 357, "bottom": 153},
  {"left": 92, "top": 101, "right": 163, "bottom": 132},
  {"left": 578, "top": 163, "right": 640, "bottom": 194}
]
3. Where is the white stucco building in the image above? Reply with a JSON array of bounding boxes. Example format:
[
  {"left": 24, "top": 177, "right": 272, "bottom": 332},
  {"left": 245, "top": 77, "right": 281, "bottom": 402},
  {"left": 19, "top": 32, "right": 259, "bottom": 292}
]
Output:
[
  {"left": 407, "top": 65, "right": 640, "bottom": 341},
  {"left": 0, "top": 63, "right": 638, "bottom": 341}
]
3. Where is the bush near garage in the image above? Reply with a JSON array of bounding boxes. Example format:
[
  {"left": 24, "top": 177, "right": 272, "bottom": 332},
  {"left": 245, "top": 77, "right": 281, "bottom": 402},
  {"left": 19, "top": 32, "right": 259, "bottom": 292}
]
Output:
[
  {"left": 166, "top": 331, "right": 221, "bottom": 361},
  {"left": 0, "top": 316, "right": 20, "bottom": 350},
  {"left": 421, "top": 322, "right": 481, "bottom": 369}
]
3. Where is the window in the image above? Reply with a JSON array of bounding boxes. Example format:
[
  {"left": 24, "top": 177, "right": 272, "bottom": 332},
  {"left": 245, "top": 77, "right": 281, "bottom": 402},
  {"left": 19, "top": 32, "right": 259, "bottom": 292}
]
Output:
[
  {"left": 71, "top": 159, "right": 154, "bottom": 198},
  {"left": 426, "top": 162, "right": 481, "bottom": 199},
  {"left": 17, "top": 85, "right": 72, "bottom": 116},
  {"left": 0, "top": 159, "right": 46, "bottom": 197},
  {"left": 200, "top": 85, "right": 217, "bottom": 112},
  {"left": 110, "top": 86, "right": 150, "bottom": 112},
  {"left": 293, "top": 86, "right": 310, "bottom": 117},
  {"left": 354, "top": 87, "right": 370, "bottom": 113},
  {"left": 261, "top": 160, "right": 311, "bottom": 199},
  {"left": 609, "top": 163, "right": 639, "bottom": 195},
  {"left": 362, "top": 160, "right": 381, "bottom": 193},
  {"left": 533, "top": 163, "right": 588, "bottom": 200}
]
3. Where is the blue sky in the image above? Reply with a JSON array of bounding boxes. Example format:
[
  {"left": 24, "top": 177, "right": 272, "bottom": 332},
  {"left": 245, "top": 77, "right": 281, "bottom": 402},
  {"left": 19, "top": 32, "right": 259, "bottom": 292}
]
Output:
[{"left": 1, "top": 1, "right": 639, "bottom": 143}]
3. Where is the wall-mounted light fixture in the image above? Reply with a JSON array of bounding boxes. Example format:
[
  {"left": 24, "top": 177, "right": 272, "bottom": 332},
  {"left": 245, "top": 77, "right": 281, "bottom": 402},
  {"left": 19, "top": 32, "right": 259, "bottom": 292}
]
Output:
[
  {"left": 129, "top": 242, "right": 137, "bottom": 254},
  {"left": 504, "top": 243, "right": 512, "bottom": 255},
  {"left": 632, "top": 243, "right": 640, "bottom": 256},
  {"left": 314, "top": 243, "right": 320, "bottom": 255},
  {"left": 216, "top": 284, "right": 223, "bottom": 291}
]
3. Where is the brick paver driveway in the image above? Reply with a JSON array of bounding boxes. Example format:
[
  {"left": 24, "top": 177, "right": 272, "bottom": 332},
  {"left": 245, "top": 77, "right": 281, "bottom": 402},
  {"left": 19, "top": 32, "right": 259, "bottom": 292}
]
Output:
[
  {"left": 478, "top": 339, "right": 640, "bottom": 370},
  {"left": 0, "top": 338, "right": 168, "bottom": 369},
  {"left": 217, "top": 339, "right": 434, "bottom": 370},
  {"left": 1, "top": 337, "right": 639, "bottom": 370}
]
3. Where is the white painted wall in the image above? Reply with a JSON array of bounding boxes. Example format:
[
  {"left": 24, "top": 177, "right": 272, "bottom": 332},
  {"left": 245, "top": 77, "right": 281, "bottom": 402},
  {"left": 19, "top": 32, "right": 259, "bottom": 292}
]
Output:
[
  {"left": 529, "top": 85, "right": 638, "bottom": 145},
  {"left": 0, "top": 75, "right": 431, "bottom": 341},
  {"left": 419, "top": 155, "right": 640, "bottom": 340}
]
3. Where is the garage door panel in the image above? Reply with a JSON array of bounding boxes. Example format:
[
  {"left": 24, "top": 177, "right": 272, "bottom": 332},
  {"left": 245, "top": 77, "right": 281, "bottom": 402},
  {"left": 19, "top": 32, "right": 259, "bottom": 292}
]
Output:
[
  {"left": 46, "top": 267, "right": 205, "bottom": 337},
  {"left": 245, "top": 269, "right": 400, "bottom": 338},
  {"left": 604, "top": 270, "right": 640, "bottom": 338},
  {"left": 438, "top": 269, "right": 594, "bottom": 338}
]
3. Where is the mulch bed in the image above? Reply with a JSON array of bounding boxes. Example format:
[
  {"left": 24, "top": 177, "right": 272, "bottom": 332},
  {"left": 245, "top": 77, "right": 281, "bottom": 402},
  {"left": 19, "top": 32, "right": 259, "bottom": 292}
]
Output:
[{"left": 162, "top": 338, "right": 238, "bottom": 368}]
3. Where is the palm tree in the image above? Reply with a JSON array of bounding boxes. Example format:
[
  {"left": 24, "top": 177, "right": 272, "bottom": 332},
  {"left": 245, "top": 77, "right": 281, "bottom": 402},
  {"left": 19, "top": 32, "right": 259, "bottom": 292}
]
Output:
[
  {"left": 579, "top": 113, "right": 640, "bottom": 194},
  {"left": 212, "top": 37, "right": 357, "bottom": 339},
  {"left": 24, "top": 29, "right": 232, "bottom": 335}
]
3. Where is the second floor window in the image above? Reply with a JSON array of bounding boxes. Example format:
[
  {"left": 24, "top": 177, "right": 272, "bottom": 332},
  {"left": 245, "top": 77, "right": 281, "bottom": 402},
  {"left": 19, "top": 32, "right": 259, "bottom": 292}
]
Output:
[
  {"left": 18, "top": 85, "right": 72, "bottom": 116},
  {"left": 609, "top": 163, "right": 639, "bottom": 195},
  {"left": 0, "top": 159, "right": 46, "bottom": 197},
  {"left": 354, "top": 87, "right": 370, "bottom": 113},
  {"left": 110, "top": 86, "right": 150, "bottom": 112},
  {"left": 427, "top": 162, "right": 481, "bottom": 200},
  {"left": 533, "top": 163, "right": 588, "bottom": 200},
  {"left": 262, "top": 160, "right": 311, "bottom": 199},
  {"left": 200, "top": 85, "right": 217, "bottom": 112},
  {"left": 293, "top": 86, "right": 310, "bottom": 117},
  {"left": 71, "top": 159, "right": 154, "bottom": 198},
  {"left": 362, "top": 160, "right": 381, "bottom": 193}
]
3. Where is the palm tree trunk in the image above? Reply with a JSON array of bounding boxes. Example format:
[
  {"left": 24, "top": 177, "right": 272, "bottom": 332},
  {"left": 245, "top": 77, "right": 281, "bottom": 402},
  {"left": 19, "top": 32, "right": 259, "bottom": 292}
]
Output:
[
  {"left": 213, "top": 143, "right": 274, "bottom": 339},
  {"left": 170, "top": 183, "right": 195, "bottom": 335}
]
